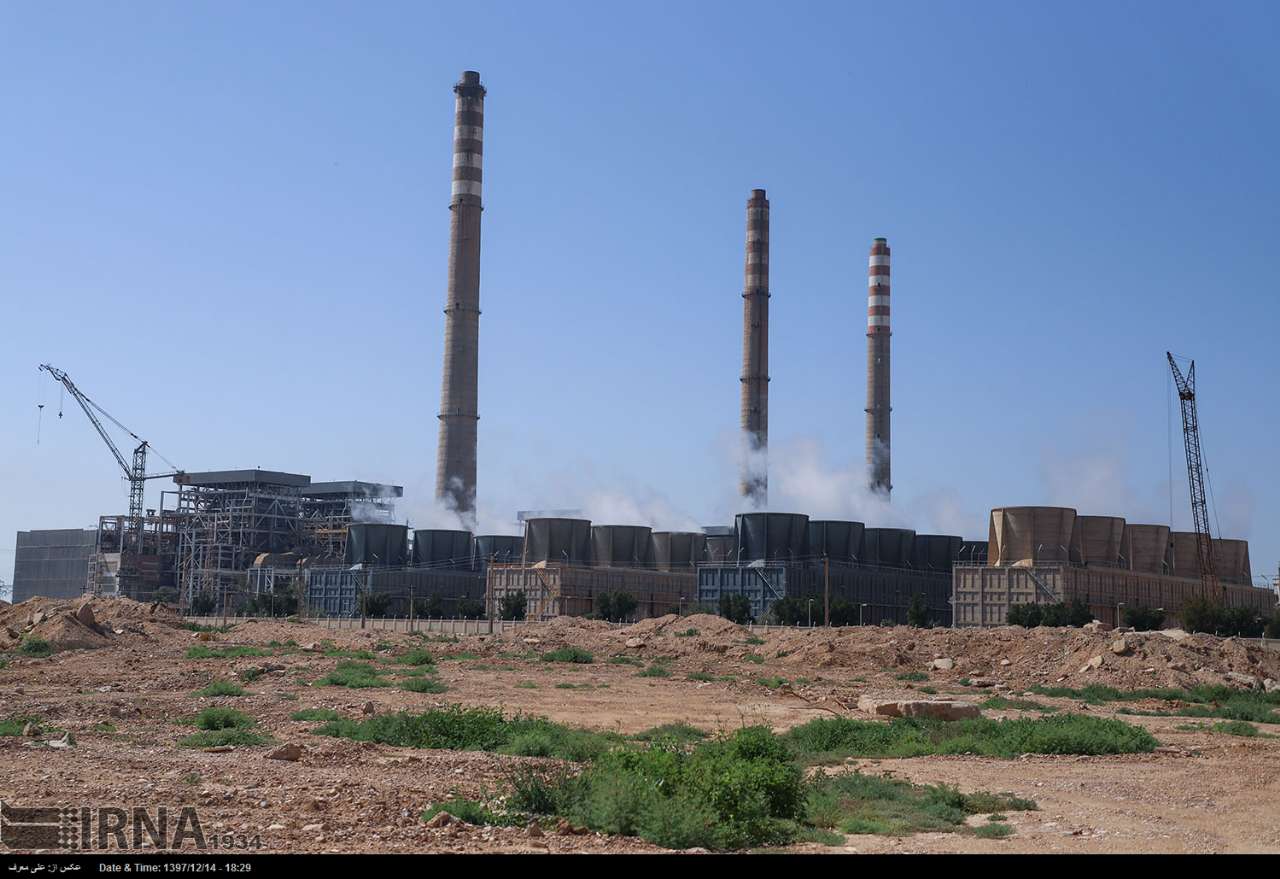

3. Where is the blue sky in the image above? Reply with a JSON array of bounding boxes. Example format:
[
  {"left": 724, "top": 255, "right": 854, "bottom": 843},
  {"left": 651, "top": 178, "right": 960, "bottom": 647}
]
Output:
[{"left": 2, "top": 0, "right": 1277, "bottom": 592}]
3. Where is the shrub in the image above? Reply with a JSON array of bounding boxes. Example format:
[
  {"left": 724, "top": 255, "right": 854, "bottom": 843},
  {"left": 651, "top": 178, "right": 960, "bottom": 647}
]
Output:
[
  {"left": 422, "top": 798, "right": 515, "bottom": 827},
  {"left": 896, "top": 671, "right": 928, "bottom": 682},
  {"left": 458, "top": 599, "right": 487, "bottom": 620},
  {"left": 0, "top": 715, "right": 43, "bottom": 737},
  {"left": 784, "top": 714, "right": 1158, "bottom": 762},
  {"left": 18, "top": 637, "right": 54, "bottom": 658},
  {"left": 360, "top": 592, "right": 394, "bottom": 618},
  {"left": 310, "top": 705, "right": 623, "bottom": 762},
  {"left": 290, "top": 708, "right": 343, "bottom": 722},
  {"left": 595, "top": 592, "right": 638, "bottom": 622},
  {"left": 499, "top": 591, "right": 527, "bottom": 621},
  {"left": 192, "top": 708, "right": 254, "bottom": 731},
  {"left": 178, "top": 728, "right": 271, "bottom": 749},
  {"left": 1121, "top": 605, "right": 1167, "bottom": 631},
  {"left": 1008, "top": 600, "right": 1091, "bottom": 628},
  {"left": 744, "top": 653, "right": 764, "bottom": 664},
  {"left": 638, "top": 665, "right": 672, "bottom": 678},
  {"left": 542, "top": 647, "right": 594, "bottom": 664},
  {"left": 397, "top": 648, "right": 435, "bottom": 667},
  {"left": 195, "top": 680, "right": 245, "bottom": 698},
  {"left": 906, "top": 594, "right": 930, "bottom": 628},
  {"left": 632, "top": 723, "right": 707, "bottom": 744},
  {"left": 185, "top": 645, "right": 271, "bottom": 660},
  {"left": 718, "top": 594, "right": 753, "bottom": 625},
  {"left": 316, "top": 661, "right": 390, "bottom": 689},
  {"left": 805, "top": 772, "right": 1035, "bottom": 837},
  {"left": 399, "top": 677, "right": 448, "bottom": 694}
]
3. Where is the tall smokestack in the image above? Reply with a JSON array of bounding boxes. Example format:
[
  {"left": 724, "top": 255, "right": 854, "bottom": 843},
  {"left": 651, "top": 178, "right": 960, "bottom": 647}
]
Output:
[
  {"left": 865, "top": 237, "right": 891, "bottom": 495},
  {"left": 435, "top": 70, "right": 485, "bottom": 524},
  {"left": 740, "top": 189, "right": 770, "bottom": 504}
]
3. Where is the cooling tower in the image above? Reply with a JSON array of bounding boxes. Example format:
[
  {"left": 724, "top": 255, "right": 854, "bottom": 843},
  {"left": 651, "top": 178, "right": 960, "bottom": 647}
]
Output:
[
  {"left": 473, "top": 535, "right": 523, "bottom": 571},
  {"left": 807, "top": 520, "right": 864, "bottom": 565},
  {"left": 1213, "top": 538, "right": 1252, "bottom": 585},
  {"left": 739, "top": 189, "right": 770, "bottom": 504},
  {"left": 435, "top": 70, "right": 486, "bottom": 522},
  {"left": 651, "top": 532, "right": 707, "bottom": 571},
  {"left": 522, "top": 518, "right": 592, "bottom": 565},
  {"left": 733, "top": 512, "right": 809, "bottom": 563},
  {"left": 860, "top": 528, "right": 915, "bottom": 567},
  {"left": 1072, "top": 516, "right": 1126, "bottom": 567},
  {"left": 412, "top": 529, "right": 474, "bottom": 569},
  {"left": 1170, "top": 531, "right": 1208, "bottom": 580},
  {"left": 865, "top": 237, "right": 891, "bottom": 495},
  {"left": 345, "top": 524, "right": 409, "bottom": 567},
  {"left": 911, "top": 535, "right": 964, "bottom": 572},
  {"left": 988, "top": 507, "right": 1077, "bottom": 566},
  {"left": 590, "top": 525, "right": 654, "bottom": 568},
  {"left": 1122, "top": 524, "right": 1171, "bottom": 575},
  {"left": 704, "top": 534, "right": 736, "bottom": 564}
]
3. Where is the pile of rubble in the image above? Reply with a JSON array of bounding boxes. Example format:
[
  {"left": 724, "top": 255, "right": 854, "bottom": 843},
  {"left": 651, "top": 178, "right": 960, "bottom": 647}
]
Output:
[{"left": 0, "top": 595, "right": 178, "bottom": 654}]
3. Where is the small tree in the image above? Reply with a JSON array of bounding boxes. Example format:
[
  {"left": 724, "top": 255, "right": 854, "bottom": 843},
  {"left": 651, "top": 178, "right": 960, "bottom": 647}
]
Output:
[
  {"left": 414, "top": 594, "right": 447, "bottom": 618},
  {"left": 500, "top": 590, "right": 527, "bottom": 621},
  {"left": 457, "top": 598, "right": 486, "bottom": 620},
  {"left": 769, "top": 597, "right": 804, "bottom": 626},
  {"left": 827, "top": 600, "right": 855, "bottom": 627},
  {"left": 1121, "top": 605, "right": 1166, "bottom": 631},
  {"left": 595, "top": 591, "right": 637, "bottom": 622},
  {"left": 1007, "top": 603, "right": 1043, "bottom": 628},
  {"left": 1265, "top": 611, "right": 1280, "bottom": 640},
  {"left": 361, "top": 591, "right": 393, "bottom": 618},
  {"left": 189, "top": 591, "right": 218, "bottom": 616},
  {"left": 906, "top": 593, "right": 930, "bottom": 628},
  {"left": 1180, "top": 597, "right": 1223, "bottom": 635},
  {"left": 718, "top": 593, "right": 753, "bottom": 624}
]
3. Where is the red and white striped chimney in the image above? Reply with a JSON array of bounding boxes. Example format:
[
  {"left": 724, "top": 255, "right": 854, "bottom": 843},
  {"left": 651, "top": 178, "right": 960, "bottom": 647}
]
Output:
[{"left": 865, "top": 237, "right": 891, "bottom": 495}]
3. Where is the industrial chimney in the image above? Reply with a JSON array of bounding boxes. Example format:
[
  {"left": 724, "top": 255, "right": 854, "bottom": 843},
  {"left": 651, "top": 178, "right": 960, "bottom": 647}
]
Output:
[
  {"left": 435, "top": 70, "right": 486, "bottom": 525},
  {"left": 865, "top": 237, "right": 891, "bottom": 495},
  {"left": 740, "top": 189, "right": 770, "bottom": 505}
]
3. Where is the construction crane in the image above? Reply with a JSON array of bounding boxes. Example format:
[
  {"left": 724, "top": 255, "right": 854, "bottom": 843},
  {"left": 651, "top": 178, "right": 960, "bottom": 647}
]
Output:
[
  {"left": 1166, "top": 352, "right": 1220, "bottom": 598},
  {"left": 38, "top": 364, "right": 182, "bottom": 590}
]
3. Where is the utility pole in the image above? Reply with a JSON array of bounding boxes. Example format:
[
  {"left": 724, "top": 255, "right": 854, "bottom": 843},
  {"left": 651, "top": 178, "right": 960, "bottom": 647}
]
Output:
[{"left": 823, "top": 554, "right": 830, "bottom": 627}]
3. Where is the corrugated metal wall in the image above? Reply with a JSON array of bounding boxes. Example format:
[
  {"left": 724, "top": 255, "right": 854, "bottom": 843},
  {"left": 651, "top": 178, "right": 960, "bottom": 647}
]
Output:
[{"left": 12, "top": 529, "right": 96, "bottom": 602}]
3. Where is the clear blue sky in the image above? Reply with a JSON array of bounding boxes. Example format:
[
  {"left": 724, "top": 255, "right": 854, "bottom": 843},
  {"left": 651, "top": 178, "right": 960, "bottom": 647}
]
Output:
[{"left": 2, "top": 0, "right": 1277, "bottom": 592}]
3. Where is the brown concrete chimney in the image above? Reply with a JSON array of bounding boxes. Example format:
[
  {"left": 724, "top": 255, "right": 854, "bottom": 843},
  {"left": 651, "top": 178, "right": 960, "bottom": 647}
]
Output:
[
  {"left": 435, "top": 70, "right": 485, "bottom": 523},
  {"left": 866, "top": 237, "right": 891, "bottom": 495},
  {"left": 740, "top": 189, "right": 769, "bottom": 504}
]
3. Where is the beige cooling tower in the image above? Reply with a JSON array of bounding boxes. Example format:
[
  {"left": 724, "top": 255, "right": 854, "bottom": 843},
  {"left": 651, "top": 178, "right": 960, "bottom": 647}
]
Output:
[{"left": 988, "top": 506, "right": 1077, "bottom": 566}]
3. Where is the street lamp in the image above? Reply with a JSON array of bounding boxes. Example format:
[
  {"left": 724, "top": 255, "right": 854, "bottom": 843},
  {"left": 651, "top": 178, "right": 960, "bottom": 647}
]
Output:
[
  {"left": 859, "top": 603, "right": 867, "bottom": 626},
  {"left": 807, "top": 599, "right": 814, "bottom": 627}
]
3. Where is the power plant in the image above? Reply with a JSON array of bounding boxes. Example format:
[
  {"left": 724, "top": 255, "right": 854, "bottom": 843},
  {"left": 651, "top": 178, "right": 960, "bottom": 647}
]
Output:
[
  {"left": 435, "top": 70, "right": 486, "bottom": 525},
  {"left": 10, "top": 70, "right": 1273, "bottom": 633}
]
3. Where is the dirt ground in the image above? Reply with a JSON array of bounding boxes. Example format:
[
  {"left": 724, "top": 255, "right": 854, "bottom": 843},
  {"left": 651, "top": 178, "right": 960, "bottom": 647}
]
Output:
[{"left": 1, "top": 597, "right": 1278, "bottom": 854}]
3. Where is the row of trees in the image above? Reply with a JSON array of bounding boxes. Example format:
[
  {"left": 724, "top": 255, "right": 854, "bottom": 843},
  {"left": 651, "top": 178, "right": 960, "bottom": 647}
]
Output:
[
  {"left": 718, "top": 593, "right": 935, "bottom": 628},
  {"left": 1181, "top": 598, "right": 1280, "bottom": 638},
  {"left": 1006, "top": 599, "right": 1093, "bottom": 628}
]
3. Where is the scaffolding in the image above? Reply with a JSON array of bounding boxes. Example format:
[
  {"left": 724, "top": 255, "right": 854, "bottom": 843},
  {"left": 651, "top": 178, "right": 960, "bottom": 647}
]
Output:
[{"left": 174, "top": 471, "right": 401, "bottom": 611}]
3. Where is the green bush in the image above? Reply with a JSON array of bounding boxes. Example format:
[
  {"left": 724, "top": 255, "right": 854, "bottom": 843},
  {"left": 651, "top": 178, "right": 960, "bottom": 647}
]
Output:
[
  {"left": 185, "top": 645, "right": 271, "bottom": 660},
  {"left": 632, "top": 723, "right": 707, "bottom": 744},
  {"left": 784, "top": 714, "right": 1158, "bottom": 762},
  {"left": 290, "top": 708, "right": 343, "bottom": 722},
  {"left": 0, "top": 715, "right": 44, "bottom": 737},
  {"left": 421, "top": 798, "right": 515, "bottom": 827},
  {"left": 195, "top": 680, "right": 246, "bottom": 698},
  {"left": 192, "top": 707, "right": 254, "bottom": 731},
  {"left": 310, "top": 705, "right": 623, "bottom": 762},
  {"left": 400, "top": 677, "right": 448, "bottom": 694},
  {"left": 512, "top": 726, "right": 805, "bottom": 850},
  {"left": 178, "top": 729, "right": 272, "bottom": 749},
  {"left": 397, "top": 648, "right": 435, "bottom": 667},
  {"left": 805, "top": 772, "right": 1035, "bottom": 837},
  {"left": 895, "top": 671, "right": 928, "bottom": 682},
  {"left": 499, "top": 590, "right": 527, "bottom": 621},
  {"left": 1121, "top": 605, "right": 1167, "bottom": 631},
  {"left": 316, "top": 661, "right": 390, "bottom": 689},
  {"left": 1007, "top": 600, "right": 1091, "bottom": 628},
  {"left": 906, "top": 594, "right": 931, "bottom": 628},
  {"left": 638, "top": 665, "right": 672, "bottom": 678},
  {"left": 718, "top": 594, "right": 753, "bottom": 625},
  {"left": 18, "top": 637, "right": 54, "bottom": 658},
  {"left": 595, "top": 592, "right": 638, "bottom": 622},
  {"left": 542, "top": 647, "right": 594, "bottom": 664}
]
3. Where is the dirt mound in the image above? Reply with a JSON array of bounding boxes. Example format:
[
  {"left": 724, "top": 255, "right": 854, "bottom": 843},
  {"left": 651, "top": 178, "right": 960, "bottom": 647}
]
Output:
[
  {"left": 624, "top": 613, "right": 745, "bottom": 640},
  {"left": 0, "top": 595, "right": 181, "bottom": 654}
]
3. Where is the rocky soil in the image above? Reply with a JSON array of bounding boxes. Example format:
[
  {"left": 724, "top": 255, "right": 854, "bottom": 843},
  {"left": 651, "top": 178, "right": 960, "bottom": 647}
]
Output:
[{"left": 1, "top": 598, "right": 1278, "bottom": 853}]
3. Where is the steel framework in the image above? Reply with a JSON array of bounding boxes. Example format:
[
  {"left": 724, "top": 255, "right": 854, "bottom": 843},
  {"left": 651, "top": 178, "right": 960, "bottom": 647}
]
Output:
[{"left": 1167, "top": 352, "right": 1220, "bottom": 597}]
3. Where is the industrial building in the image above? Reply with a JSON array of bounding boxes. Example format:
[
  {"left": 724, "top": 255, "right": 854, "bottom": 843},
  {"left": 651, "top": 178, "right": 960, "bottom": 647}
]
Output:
[
  {"left": 483, "top": 513, "right": 967, "bottom": 626},
  {"left": 953, "top": 506, "right": 1274, "bottom": 627}
]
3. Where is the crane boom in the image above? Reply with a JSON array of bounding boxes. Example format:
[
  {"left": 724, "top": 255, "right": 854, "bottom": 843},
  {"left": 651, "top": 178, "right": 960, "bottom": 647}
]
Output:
[
  {"left": 1166, "top": 352, "right": 1220, "bottom": 597},
  {"left": 38, "top": 363, "right": 183, "bottom": 594}
]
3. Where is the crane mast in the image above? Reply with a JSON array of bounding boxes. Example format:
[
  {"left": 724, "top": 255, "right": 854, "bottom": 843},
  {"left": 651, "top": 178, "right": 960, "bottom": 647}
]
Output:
[
  {"left": 38, "top": 363, "right": 181, "bottom": 594},
  {"left": 1166, "top": 352, "right": 1220, "bottom": 597}
]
